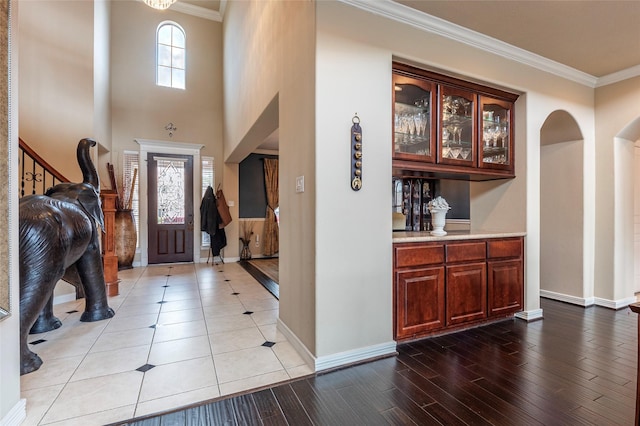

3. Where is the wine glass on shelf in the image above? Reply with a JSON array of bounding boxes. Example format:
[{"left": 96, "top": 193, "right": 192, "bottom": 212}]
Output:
[
  {"left": 501, "top": 125, "right": 508, "bottom": 148},
  {"left": 407, "top": 114, "right": 416, "bottom": 141},
  {"left": 414, "top": 112, "right": 424, "bottom": 139},
  {"left": 456, "top": 127, "right": 463, "bottom": 145},
  {"left": 450, "top": 147, "right": 461, "bottom": 159}
]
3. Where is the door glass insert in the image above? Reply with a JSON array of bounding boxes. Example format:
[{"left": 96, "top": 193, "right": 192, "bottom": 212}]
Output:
[
  {"left": 155, "top": 157, "right": 186, "bottom": 225},
  {"left": 481, "top": 104, "right": 510, "bottom": 165},
  {"left": 394, "top": 83, "right": 432, "bottom": 157},
  {"left": 441, "top": 94, "right": 473, "bottom": 162}
]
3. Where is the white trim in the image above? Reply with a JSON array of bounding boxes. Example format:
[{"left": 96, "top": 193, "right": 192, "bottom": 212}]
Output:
[
  {"left": 515, "top": 309, "right": 543, "bottom": 322},
  {"left": 52, "top": 292, "right": 76, "bottom": 306},
  {"left": 596, "top": 64, "right": 640, "bottom": 88},
  {"left": 0, "top": 399, "right": 26, "bottom": 426},
  {"left": 541, "top": 290, "right": 637, "bottom": 310},
  {"left": 135, "top": 139, "right": 204, "bottom": 267},
  {"left": 277, "top": 319, "right": 316, "bottom": 371},
  {"left": 339, "top": 0, "right": 618, "bottom": 88},
  {"left": 315, "top": 341, "right": 398, "bottom": 372},
  {"left": 594, "top": 296, "right": 637, "bottom": 310},
  {"left": 170, "top": 2, "right": 222, "bottom": 22},
  {"left": 540, "top": 289, "right": 595, "bottom": 307},
  {"left": 277, "top": 319, "right": 399, "bottom": 372}
]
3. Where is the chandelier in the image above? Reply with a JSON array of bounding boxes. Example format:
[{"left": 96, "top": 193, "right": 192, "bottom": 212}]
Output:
[{"left": 143, "top": 0, "right": 177, "bottom": 10}]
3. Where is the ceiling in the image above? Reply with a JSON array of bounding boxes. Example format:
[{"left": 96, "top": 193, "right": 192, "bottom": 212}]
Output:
[
  {"left": 180, "top": 0, "right": 640, "bottom": 150},
  {"left": 395, "top": 0, "right": 640, "bottom": 78}
]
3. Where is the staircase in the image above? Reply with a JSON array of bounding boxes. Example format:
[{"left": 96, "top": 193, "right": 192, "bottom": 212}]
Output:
[
  {"left": 18, "top": 138, "right": 119, "bottom": 298},
  {"left": 18, "top": 137, "right": 68, "bottom": 197}
]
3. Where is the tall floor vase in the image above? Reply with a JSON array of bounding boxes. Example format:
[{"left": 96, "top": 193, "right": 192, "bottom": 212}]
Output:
[{"left": 115, "top": 209, "right": 137, "bottom": 270}]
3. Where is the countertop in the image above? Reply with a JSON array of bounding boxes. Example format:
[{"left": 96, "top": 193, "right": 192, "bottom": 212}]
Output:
[{"left": 392, "top": 230, "right": 526, "bottom": 243}]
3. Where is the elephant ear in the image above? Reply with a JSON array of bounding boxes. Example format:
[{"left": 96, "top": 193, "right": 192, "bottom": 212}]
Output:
[{"left": 77, "top": 187, "right": 105, "bottom": 232}]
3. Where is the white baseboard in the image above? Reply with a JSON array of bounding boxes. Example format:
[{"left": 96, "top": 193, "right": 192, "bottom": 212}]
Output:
[
  {"left": 541, "top": 289, "right": 636, "bottom": 310},
  {"left": 277, "top": 319, "right": 316, "bottom": 370},
  {"left": 276, "top": 319, "right": 397, "bottom": 373},
  {"left": 52, "top": 292, "right": 76, "bottom": 306},
  {"left": 515, "top": 309, "right": 543, "bottom": 321},
  {"left": 540, "top": 289, "right": 594, "bottom": 306},
  {"left": 594, "top": 296, "right": 637, "bottom": 310},
  {"left": 0, "top": 399, "right": 26, "bottom": 426},
  {"left": 314, "top": 341, "right": 398, "bottom": 372}
]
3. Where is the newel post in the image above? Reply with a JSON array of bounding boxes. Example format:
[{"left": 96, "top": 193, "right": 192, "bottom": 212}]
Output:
[{"left": 629, "top": 302, "right": 640, "bottom": 426}]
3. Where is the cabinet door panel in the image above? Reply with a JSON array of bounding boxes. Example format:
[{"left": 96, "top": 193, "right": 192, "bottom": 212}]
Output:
[
  {"left": 439, "top": 86, "right": 477, "bottom": 166},
  {"left": 395, "top": 267, "right": 445, "bottom": 338},
  {"left": 446, "top": 263, "right": 487, "bottom": 325},
  {"left": 479, "top": 96, "right": 514, "bottom": 171},
  {"left": 488, "top": 260, "right": 523, "bottom": 316},
  {"left": 393, "top": 72, "right": 437, "bottom": 163}
]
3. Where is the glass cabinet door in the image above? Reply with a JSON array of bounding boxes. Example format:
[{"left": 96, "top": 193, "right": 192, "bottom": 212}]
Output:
[
  {"left": 439, "top": 86, "right": 476, "bottom": 165},
  {"left": 392, "top": 73, "right": 436, "bottom": 162},
  {"left": 479, "top": 96, "right": 513, "bottom": 169}
]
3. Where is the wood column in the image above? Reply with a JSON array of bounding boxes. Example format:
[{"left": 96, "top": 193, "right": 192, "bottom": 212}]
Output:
[
  {"left": 100, "top": 190, "right": 119, "bottom": 296},
  {"left": 629, "top": 302, "right": 640, "bottom": 426}
]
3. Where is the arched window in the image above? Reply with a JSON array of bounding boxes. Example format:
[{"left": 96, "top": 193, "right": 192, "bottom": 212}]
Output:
[{"left": 156, "top": 22, "right": 185, "bottom": 89}]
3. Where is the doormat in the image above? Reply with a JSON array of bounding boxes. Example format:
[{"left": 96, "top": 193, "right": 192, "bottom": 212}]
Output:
[{"left": 240, "top": 257, "right": 279, "bottom": 299}]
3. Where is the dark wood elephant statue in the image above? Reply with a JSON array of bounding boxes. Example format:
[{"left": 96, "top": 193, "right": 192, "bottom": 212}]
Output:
[{"left": 19, "top": 138, "right": 115, "bottom": 375}]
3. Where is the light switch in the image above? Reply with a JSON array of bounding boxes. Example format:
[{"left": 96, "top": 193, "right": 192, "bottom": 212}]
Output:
[
  {"left": 227, "top": 200, "right": 235, "bottom": 207},
  {"left": 296, "top": 176, "right": 305, "bottom": 193}
]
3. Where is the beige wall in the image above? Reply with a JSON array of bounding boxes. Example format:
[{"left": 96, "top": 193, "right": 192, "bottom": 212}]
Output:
[
  {"left": 18, "top": 0, "right": 94, "bottom": 184},
  {"left": 220, "top": 0, "right": 606, "bottom": 361},
  {"left": 595, "top": 76, "right": 640, "bottom": 302},
  {"left": 110, "top": 2, "right": 223, "bottom": 263},
  {"left": 313, "top": 0, "right": 597, "bottom": 346},
  {"left": 540, "top": 140, "right": 584, "bottom": 298},
  {"left": 223, "top": 0, "right": 316, "bottom": 354}
]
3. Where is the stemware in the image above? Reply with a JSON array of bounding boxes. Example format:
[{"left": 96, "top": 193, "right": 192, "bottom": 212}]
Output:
[
  {"left": 501, "top": 125, "right": 508, "bottom": 147},
  {"left": 450, "top": 147, "right": 461, "bottom": 159},
  {"left": 407, "top": 114, "right": 416, "bottom": 141},
  {"left": 456, "top": 127, "right": 463, "bottom": 144},
  {"left": 414, "top": 112, "right": 424, "bottom": 138},
  {"left": 461, "top": 148, "right": 471, "bottom": 160}
]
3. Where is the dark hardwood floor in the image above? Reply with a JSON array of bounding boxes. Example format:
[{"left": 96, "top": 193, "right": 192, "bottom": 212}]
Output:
[{"left": 115, "top": 298, "right": 638, "bottom": 425}]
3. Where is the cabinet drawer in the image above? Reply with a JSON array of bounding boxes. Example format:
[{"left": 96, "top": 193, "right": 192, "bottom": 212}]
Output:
[
  {"left": 487, "top": 238, "right": 522, "bottom": 259},
  {"left": 395, "top": 244, "right": 445, "bottom": 268},
  {"left": 446, "top": 242, "right": 486, "bottom": 263}
]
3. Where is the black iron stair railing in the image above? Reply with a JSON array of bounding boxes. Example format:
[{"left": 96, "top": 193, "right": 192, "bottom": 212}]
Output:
[{"left": 19, "top": 137, "right": 68, "bottom": 197}]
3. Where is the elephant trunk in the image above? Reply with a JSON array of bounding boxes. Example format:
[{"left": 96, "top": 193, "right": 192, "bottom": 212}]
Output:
[{"left": 77, "top": 138, "right": 99, "bottom": 190}]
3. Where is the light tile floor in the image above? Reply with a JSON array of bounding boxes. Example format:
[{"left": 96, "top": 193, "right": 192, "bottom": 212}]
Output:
[{"left": 20, "top": 262, "right": 312, "bottom": 426}]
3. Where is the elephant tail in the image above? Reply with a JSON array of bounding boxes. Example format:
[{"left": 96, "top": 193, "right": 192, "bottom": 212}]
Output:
[{"left": 77, "top": 138, "right": 99, "bottom": 190}]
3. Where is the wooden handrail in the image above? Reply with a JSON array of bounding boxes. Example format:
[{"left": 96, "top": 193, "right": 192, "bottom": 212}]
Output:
[
  {"left": 19, "top": 137, "right": 69, "bottom": 197},
  {"left": 629, "top": 302, "right": 640, "bottom": 426},
  {"left": 19, "top": 138, "right": 68, "bottom": 182}
]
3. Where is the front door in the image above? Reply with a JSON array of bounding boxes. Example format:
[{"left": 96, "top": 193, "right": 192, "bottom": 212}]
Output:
[{"left": 148, "top": 153, "right": 194, "bottom": 264}]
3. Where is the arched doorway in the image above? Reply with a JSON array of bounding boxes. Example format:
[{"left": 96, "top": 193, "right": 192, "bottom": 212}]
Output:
[
  {"left": 539, "top": 110, "right": 587, "bottom": 303},
  {"left": 612, "top": 118, "right": 640, "bottom": 301}
]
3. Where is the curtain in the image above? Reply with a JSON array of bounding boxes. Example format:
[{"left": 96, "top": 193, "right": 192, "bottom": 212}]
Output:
[{"left": 263, "top": 158, "right": 279, "bottom": 256}]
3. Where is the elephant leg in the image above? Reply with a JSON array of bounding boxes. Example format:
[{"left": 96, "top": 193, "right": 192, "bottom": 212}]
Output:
[
  {"left": 77, "top": 232, "right": 114, "bottom": 322},
  {"left": 29, "top": 295, "right": 62, "bottom": 334},
  {"left": 20, "top": 270, "right": 61, "bottom": 375}
]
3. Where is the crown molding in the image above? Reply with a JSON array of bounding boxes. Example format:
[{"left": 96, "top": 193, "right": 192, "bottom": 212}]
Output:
[
  {"left": 596, "top": 64, "right": 640, "bottom": 88},
  {"left": 339, "top": 0, "right": 598, "bottom": 88},
  {"left": 170, "top": 1, "right": 222, "bottom": 22}
]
